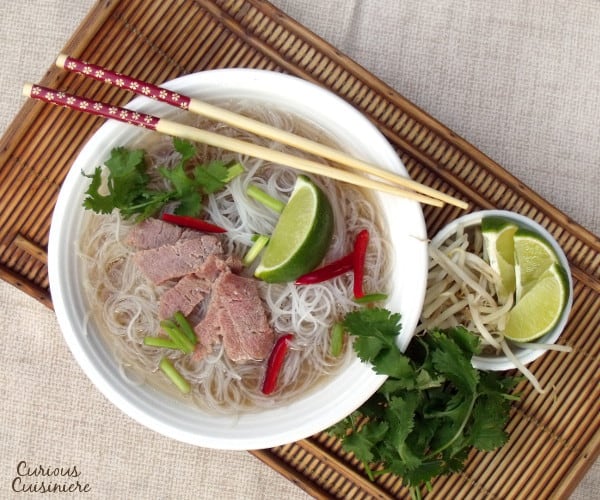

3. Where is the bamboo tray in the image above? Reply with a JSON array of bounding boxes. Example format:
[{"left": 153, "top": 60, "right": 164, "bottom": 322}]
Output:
[{"left": 0, "top": 1, "right": 598, "bottom": 498}]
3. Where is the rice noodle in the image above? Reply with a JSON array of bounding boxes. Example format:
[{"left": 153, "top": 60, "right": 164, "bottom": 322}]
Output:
[{"left": 79, "top": 100, "right": 391, "bottom": 414}]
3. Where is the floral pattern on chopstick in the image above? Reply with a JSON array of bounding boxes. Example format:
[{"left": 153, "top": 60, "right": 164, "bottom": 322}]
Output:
[
  {"left": 28, "top": 84, "right": 160, "bottom": 130},
  {"left": 62, "top": 56, "right": 191, "bottom": 110}
]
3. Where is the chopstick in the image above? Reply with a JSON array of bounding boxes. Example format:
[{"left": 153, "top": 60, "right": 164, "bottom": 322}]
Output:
[
  {"left": 55, "top": 54, "right": 468, "bottom": 210},
  {"left": 23, "top": 82, "right": 445, "bottom": 206}
]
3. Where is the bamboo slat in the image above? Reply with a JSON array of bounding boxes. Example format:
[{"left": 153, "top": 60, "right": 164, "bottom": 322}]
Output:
[{"left": 0, "top": 1, "right": 598, "bottom": 498}]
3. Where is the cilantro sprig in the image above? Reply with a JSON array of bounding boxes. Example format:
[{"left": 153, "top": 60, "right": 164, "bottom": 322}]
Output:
[
  {"left": 82, "top": 138, "right": 243, "bottom": 220},
  {"left": 329, "top": 308, "right": 520, "bottom": 499}
]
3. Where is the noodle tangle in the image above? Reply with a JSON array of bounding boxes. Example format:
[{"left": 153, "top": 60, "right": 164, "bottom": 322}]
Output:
[{"left": 79, "top": 101, "right": 391, "bottom": 414}]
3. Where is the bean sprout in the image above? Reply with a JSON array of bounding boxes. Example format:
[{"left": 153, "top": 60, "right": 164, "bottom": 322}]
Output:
[{"left": 419, "top": 222, "right": 571, "bottom": 393}]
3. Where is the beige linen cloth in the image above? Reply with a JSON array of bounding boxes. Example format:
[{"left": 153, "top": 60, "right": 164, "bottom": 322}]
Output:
[{"left": 0, "top": 1, "right": 598, "bottom": 499}]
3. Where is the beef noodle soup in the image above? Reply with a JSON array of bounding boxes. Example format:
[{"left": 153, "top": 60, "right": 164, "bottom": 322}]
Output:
[{"left": 79, "top": 101, "right": 392, "bottom": 414}]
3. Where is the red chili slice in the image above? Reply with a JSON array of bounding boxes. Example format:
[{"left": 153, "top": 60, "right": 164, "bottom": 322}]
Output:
[
  {"left": 352, "top": 229, "right": 370, "bottom": 299},
  {"left": 294, "top": 253, "right": 354, "bottom": 284},
  {"left": 161, "top": 213, "right": 226, "bottom": 233},
  {"left": 261, "top": 333, "right": 294, "bottom": 395}
]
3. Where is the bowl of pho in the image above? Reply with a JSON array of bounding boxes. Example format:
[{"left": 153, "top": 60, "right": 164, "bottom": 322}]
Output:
[
  {"left": 423, "top": 210, "right": 572, "bottom": 390},
  {"left": 49, "top": 69, "right": 428, "bottom": 450}
]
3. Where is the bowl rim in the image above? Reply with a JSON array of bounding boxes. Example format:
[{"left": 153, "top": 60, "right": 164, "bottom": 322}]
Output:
[
  {"left": 430, "top": 209, "right": 573, "bottom": 371},
  {"left": 48, "top": 68, "right": 428, "bottom": 449}
]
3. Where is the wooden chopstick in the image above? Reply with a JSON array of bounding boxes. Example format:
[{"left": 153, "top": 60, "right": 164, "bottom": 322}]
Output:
[
  {"left": 56, "top": 54, "right": 468, "bottom": 210},
  {"left": 23, "top": 83, "right": 445, "bottom": 206}
]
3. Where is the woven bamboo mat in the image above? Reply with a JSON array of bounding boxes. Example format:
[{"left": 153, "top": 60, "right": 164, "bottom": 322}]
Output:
[{"left": 0, "top": 1, "right": 598, "bottom": 498}]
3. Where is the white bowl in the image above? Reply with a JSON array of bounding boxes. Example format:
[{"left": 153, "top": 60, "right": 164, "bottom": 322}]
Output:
[
  {"left": 48, "top": 69, "right": 428, "bottom": 450},
  {"left": 431, "top": 209, "right": 573, "bottom": 371}
]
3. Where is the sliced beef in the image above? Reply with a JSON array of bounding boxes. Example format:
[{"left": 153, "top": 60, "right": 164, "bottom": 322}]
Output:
[
  {"left": 158, "top": 254, "right": 238, "bottom": 319},
  {"left": 126, "top": 218, "right": 200, "bottom": 250},
  {"left": 193, "top": 271, "right": 275, "bottom": 363},
  {"left": 133, "top": 235, "right": 223, "bottom": 284},
  {"left": 158, "top": 274, "right": 211, "bottom": 319}
]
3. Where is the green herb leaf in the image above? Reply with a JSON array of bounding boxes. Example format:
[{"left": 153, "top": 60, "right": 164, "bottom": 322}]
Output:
[
  {"left": 343, "top": 308, "right": 400, "bottom": 363},
  {"left": 173, "top": 137, "right": 196, "bottom": 163},
  {"left": 82, "top": 139, "right": 242, "bottom": 220},
  {"left": 329, "top": 309, "right": 520, "bottom": 497},
  {"left": 193, "top": 160, "right": 231, "bottom": 194}
]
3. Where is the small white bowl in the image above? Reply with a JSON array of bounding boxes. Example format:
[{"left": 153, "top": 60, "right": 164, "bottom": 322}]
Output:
[
  {"left": 48, "top": 69, "right": 428, "bottom": 450},
  {"left": 431, "top": 209, "right": 573, "bottom": 371}
]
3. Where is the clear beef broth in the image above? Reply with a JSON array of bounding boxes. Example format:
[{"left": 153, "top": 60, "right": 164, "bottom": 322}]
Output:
[{"left": 79, "top": 100, "right": 393, "bottom": 413}]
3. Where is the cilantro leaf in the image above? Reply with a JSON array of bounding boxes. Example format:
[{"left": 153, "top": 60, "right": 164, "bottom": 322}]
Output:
[
  {"left": 104, "top": 147, "right": 145, "bottom": 177},
  {"left": 468, "top": 394, "right": 510, "bottom": 451},
  {"left": 386, "top": 394, "right": 421, "bottom": 469},
  {"left": 158, "top": 163, "right": 195, "bottom": 198},
  {"left": 444, "top": 325, "right": 481, "bottom": 356},
  {"left": 174, "top": 191, "right": 203, "bottom": 216},
  {"left": 343, "top": 308, "right": 400, "bottom": 363},
  {"left": 81, "top": 139, "right": 243, "bottom": 220},
  {"left": 328, "top": 312, "right": 520, "bottom": 498},
  {"left": 342, "top": 420, "right": 389, "bottom": 465},
  {"left": 173, "top": 137, "right": 196, "bottom": 163},
  {"left": 82, "top": 166, "right": 114, "bottom": 214},
  {"left": 83, "top": 147, "right": 155, "bottom": 218},
  {"left": 428, "top": 331, "right": 479, "bottom": 393},
  {"left": 193, "top": 160, "right": 231, "bottom": 194}
]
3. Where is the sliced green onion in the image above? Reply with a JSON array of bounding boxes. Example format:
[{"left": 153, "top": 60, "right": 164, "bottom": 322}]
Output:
[
  {"left": 243, "top": 234, "right": 270, "bottom": 266},
  {"left": 160, "top": 319, "right": 194, "bottom": 354},
  {"left": 143, "top": 336, "right": 179, "bottom": 349},
  {"left": 247, "top": 184, "right": 285, "bottom": 213},
  {"left": 159, "top": 357, "right": 191, "bottom": 394},
  {"left": 330, "top": 322, "right": 345, "bottom": 357},
  {"left": 353, "top": 293, "right": 389, "bottom": 304},
  {"left": 173, "top": 311, "right": 197, "bottom": 344},
  {"left": 224, "top": 162, "right": 245, "bottom": 182}
]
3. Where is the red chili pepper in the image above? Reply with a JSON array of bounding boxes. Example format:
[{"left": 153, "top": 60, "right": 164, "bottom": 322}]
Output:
[
  {"left": 262, "top": 333, "right": 294, "bottom": 395},
  {"left": 161, "top": 213, "right": 226, "bottom": 233},
  {"left": 352, "top": 229, "right": 370, "bottom": 299},
  {"left": 294, "top": 253, "right": 354, "bottom": 284}
]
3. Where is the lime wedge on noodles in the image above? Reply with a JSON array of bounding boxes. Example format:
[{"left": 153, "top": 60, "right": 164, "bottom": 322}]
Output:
[
  {"left": 482, "top": 216, "right": 518, "bottom": 302},
  {"left": 514, "top": 228, "right": 559, "bottom": 301},
  {"left": 504, "top": 263, "right": 569, "bottom": 342},
  {"left": 255, "top": 175, "right": 333, "bottom": 283}
]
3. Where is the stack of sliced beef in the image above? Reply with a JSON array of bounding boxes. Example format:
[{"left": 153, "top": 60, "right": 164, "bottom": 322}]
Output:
[{"left": 127, "top": 218, "right": 275, "bottom": 362}]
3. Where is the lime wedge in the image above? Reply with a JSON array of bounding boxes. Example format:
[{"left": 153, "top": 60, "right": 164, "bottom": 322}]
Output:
[
  {"left": 481, "top": 216, "right": 518, "bottom": 301},
  {"left": 254, "top": 175, "right": 333, "bottom": 283},
  {"left": 514, "top": 228, "right": 559, "bottom": 300},
  {"left": 504, "top": 263, "right": 569, "bottom": 342}
]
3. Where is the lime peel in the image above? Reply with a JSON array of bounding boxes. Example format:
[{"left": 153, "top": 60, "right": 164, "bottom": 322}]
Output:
[
  {"left": 254, "top": 175, "right": 334, "bottom": 283},
  {"left": 504, "top": 263, "right": 569, "bottom": 342}
]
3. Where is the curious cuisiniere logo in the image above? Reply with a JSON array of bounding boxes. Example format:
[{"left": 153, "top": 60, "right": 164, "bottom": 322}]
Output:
[{"left": 11, "top": 461, "right": 91, "bottom": 494}]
